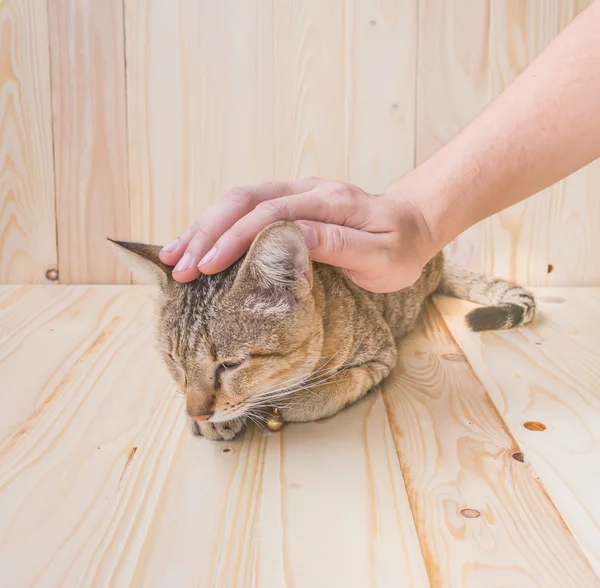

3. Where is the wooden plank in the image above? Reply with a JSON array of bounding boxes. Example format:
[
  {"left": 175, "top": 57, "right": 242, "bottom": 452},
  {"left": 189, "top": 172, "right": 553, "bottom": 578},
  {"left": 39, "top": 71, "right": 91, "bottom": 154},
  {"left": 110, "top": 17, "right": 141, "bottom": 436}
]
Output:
[
  {"left": 549, "top": 155, "right": 600, "bottom": 286},
  {"left": 79, "top": 394, "right": 429, "bottom": 587},
  {"left": 0, "top": 285, "right": 428, "bottom": 586},
  {"left": 545, "top": 0, "right": 599, "bottom": 287},
  {"left": 382, "top": 303, "right": 600, "bottom": 587},
  {"left": 0, "top": 285, "right": 143, "bottom": 444},
  {"left": 415, "top": 0, "right": 490, "bottom": 272},
  {"left": 479, "top": 1, "right": 583, "bottom": 286},
  {"left": 48, "top": 0, "right": 130, "bottom": 284},
  {"left": 274, "top": 0, "right": 346, "bottom": 179},
  {"left": 0, "top": 286, "right": 169, "bottom": 586},
  {"left": 415, "top": 0, "right": 490, "bottom": 165},
  {"left": 98, "top": 395, "right": 429, "bottom": 587},
  {"left": 124, "top": 425, "right": 269, "bottom": 588},
  {"left": 418, "top": 1, "right": 598, "bottom": 287},
  {"left": 0, "top": 1, "right": 57, "bottom": 284},
  {"left": 252, "top": 392, "right": 430, "bottom": 588},
  {"left": 436, "top": 289, "right": 600, "bottom": 575},
  {"left": 125, "top": 0, "right": 273, "bottom": 257},
  {"left": 346, "top": 0, "right": 417, "bottom": 192}
]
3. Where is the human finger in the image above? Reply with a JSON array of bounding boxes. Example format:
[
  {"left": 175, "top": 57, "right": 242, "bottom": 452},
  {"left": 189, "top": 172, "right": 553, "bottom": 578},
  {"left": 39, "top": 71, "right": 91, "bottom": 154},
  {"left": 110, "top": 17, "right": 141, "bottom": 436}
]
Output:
[
  {"left": 197, "top": 186, "right": 368, "bottom": 274},
  {"left": 164, "top": 178, "right": 323, "bottom": 281}
]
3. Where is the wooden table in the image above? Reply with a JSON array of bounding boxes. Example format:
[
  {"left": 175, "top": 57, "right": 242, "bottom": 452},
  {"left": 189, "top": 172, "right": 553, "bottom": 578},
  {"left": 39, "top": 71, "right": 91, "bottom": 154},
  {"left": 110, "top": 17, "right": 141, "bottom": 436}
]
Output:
[{"left": 1, "top": 286, "right": 599, "bottom": 587}]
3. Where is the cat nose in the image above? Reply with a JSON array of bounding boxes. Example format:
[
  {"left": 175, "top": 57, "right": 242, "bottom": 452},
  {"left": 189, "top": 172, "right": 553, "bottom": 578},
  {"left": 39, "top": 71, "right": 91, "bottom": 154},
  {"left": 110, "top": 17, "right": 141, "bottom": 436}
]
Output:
[{"left": 188, "top": 410, "right": 214, "bottom": 422}]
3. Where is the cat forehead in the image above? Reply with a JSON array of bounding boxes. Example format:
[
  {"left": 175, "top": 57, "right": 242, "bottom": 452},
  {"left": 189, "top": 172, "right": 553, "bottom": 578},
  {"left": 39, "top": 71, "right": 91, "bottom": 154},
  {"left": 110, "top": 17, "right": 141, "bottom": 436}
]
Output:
[
  {"left": 164, "top": 260, "right": 242, "bottom": 312},
  {"left": 160, "top": 269, "right": 266, "bottom": 339},
  {"left": 158, "top": 253, "right": 302, "bottom": 354}
]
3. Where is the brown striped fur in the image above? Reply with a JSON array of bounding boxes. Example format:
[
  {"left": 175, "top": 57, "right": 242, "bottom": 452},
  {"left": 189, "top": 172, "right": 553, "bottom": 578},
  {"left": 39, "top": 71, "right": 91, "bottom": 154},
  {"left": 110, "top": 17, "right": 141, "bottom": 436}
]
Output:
[{"left": 110, "top": 222, "right": 535, "bottom": 440}]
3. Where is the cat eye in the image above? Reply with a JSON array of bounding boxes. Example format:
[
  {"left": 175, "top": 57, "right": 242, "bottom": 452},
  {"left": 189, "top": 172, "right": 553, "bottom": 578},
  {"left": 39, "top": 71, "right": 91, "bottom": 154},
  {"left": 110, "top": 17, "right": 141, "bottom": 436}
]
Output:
[
  {"left": 220, "top": 361, "right": 244, "bottom": 371},
  {"left": 214, "top": 360, "right": 245, "bottom": 391}
]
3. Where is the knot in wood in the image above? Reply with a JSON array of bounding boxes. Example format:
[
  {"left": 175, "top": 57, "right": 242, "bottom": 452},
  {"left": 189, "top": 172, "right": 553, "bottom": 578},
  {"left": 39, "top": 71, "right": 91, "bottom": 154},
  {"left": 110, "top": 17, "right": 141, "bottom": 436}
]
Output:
[{"left": 46, "top": 268, "right": 59, "bottom": 281}]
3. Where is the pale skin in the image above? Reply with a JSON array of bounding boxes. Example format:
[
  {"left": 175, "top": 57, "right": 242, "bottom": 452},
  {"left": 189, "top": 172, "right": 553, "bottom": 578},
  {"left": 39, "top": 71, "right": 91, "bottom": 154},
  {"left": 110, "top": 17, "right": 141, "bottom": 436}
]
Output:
[{"left": 160, "top": 0, "right": 600, "bottom": 294}]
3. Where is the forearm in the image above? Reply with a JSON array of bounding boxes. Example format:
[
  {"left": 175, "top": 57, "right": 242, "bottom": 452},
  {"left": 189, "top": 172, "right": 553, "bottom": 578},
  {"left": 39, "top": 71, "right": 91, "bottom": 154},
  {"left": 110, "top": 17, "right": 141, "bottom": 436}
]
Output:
[{"left": 388, "top": 0, "right": 600, "bottom": 255}]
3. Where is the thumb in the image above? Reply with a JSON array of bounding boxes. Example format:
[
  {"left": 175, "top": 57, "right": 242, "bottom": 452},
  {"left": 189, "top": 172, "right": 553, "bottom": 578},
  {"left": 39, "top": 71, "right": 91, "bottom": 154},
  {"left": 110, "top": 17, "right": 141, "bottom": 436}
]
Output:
[{"left": 294, "top": 221, "right": 382, "bottom": 272}]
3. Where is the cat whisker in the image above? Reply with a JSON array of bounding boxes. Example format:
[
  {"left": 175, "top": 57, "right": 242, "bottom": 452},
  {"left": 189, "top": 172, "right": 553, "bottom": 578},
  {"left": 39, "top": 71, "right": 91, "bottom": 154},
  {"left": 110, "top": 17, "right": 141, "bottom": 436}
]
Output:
[
  {"left": 251, "top": 361, "right": 344, "bottom": 400},
  {"left": 248, "top": 409, "right": 270, "bottom": 421},
  {"left": 247, "top": 350, "right": 364, "bottom": 410},
  {"left": 250, "top": 346, "right": 350, "bottom": 398},
  {"left": 253, "top": 336, "right": 367, "bottom": 402},
  {"left": 246, "top": 412, "right": 269, "bottom": 431},
  {"left": 253, "top": 353, "right": 358, "bottom": 401},
  {"left": 248, "top": 410, "right": 269, "bottom": 424},
  {"left": 249, "top": 364, "right": 324, "bottom": 399}
]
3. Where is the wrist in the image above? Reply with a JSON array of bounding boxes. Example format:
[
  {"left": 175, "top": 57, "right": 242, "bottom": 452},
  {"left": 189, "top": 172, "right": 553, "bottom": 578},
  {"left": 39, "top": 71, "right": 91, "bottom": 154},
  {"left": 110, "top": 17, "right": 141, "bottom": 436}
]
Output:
[
  {"left": 382, "top": 172, "right": 451, "bottom": 262},
  {"left": 383, "top": 139, "right": 492, "bottom": 259},
  {"left": 379, "top": 186, "right": 441, "bottom": 268}
]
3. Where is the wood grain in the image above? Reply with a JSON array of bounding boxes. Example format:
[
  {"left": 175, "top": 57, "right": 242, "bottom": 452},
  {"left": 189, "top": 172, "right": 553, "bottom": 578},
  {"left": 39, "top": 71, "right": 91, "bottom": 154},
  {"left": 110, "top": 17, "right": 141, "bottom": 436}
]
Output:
[
  {"left": 125, "top": 0, "right": 273, "bottom": 257},
  {"left": 415, "top": 0, "right": 490, "bottom": 165},
  {"left": 0, "top": 1, "right": 57, "bottom": 283},
  {"left": 274, "top": 0, "right": 346, "bottom": 180},
  {"left": 0, "top": 285, "right": 429, "bottom": 587},
  {"left": 48, "top": 0, "right": 130, "bottom": 284},
  {"left": 0, "top": 286, "right": 168, "bottom": 586},
  {"left": 436, "top": 289, "right": 600, "bottom": 575},
  {"left": 0, "top": 285, "right": 143, "bottom": 444},
  {"left": 549, "top": 150, "right": 600, "bottom": 286},
  {"left": 417, "top": 0, "right": 599, "bottom": 287},
  {"left": 346, "top": 0, "right": 417, "bottom": 192},
  {"left": 547, "top": 0, "right": 600, "bottom": 288},
  {"left": 253, "top": 392, "right": 430, "bottom": 588},
  {"left": 415, "top": 0, "right": 490, "bottom": 272},
  {"left": 129, "top": 391, "right": 430, "bottom": 587},
  {"left": 2, "top": 0, "right": 597, "bottom": 287},
  {"left": 3, "top": 285, "right": 600, "bottom": 585},
  {"left": 478, "top": 1, "right": 584, "bottom": 286},
  {"left": 382, "top": 304, "right": 600, "bottom": 587}
]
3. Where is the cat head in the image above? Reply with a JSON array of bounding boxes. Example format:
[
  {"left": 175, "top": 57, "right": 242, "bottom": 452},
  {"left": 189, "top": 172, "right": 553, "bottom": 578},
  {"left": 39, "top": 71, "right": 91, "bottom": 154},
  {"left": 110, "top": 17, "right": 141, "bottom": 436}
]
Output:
[{"left": 109, "top": 221, "right": 323, "bottom": 429}]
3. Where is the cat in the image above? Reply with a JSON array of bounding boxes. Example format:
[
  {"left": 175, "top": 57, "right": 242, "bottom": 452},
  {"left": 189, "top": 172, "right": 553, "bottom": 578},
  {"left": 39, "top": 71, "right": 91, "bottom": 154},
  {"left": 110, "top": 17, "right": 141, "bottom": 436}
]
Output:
[{"left": 110, "top": 221, "right": 535, "bottom": 440}]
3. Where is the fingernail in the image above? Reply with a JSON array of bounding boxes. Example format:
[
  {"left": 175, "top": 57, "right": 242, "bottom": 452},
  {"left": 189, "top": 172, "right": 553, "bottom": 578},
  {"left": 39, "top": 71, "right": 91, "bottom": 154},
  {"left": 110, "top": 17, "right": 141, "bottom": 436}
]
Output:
[
  {"left": 174, "top": 252, "right": 192, "bottom": 272},
  {"left": 296, "top": 223, "right": 318, "bottom": 249},
  {"left": 161, "top": 238, "right": 179, "bottom": 253},
  {"left": 198, "top": 247, "right": 217, "bottom": 267}
]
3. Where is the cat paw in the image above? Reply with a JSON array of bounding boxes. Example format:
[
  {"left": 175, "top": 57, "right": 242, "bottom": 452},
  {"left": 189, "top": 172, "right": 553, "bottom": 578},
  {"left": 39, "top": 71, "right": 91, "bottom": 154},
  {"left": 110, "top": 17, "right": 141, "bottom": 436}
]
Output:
[{"left": 187, "top": 415, "right": 247, "bottom": 440}]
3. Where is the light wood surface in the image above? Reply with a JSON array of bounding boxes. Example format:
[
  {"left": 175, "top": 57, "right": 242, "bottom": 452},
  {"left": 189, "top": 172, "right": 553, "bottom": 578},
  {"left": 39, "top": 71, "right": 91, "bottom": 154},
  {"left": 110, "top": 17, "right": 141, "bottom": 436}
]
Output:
[
  {"left": 125, "top": 0, "right": 274, "bottom": 257},
  {"left": 48, "top": 0, "right": 130, "bottom": 284},
  {"left": 0, "top": 285, "right": 428, "bottom": 587},
  {"left": 479, "top": 0, "right": 596, "bottom": 287},
  {"left": 2, "top": 0, "right": 600, "bottom": 286},
  {"left": 1, "top": 285, "right": 600, "bottom": 586},
  {"left": 419, "top": 0, "right": 600, "bottom": 287},
  {"left": 346, "top": 0, "right": 417, "bottom": 192},
  {"left": 436, "top": 289, "right": 600, "bottom": 576},
  {"left": 0, "top": 0, "right": 57, "bottom": 284},
  {"left": 383, "top": 303, "right": 599, "bottom": 587},
  {"left": 274, "top": 0, "right": 346, "bottom": 180}
]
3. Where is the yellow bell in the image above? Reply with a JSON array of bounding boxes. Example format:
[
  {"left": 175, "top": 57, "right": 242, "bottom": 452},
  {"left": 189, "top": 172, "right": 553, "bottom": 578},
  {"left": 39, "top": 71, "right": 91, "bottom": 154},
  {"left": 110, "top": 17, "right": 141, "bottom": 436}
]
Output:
[{"left": 265, "top": 407, "right": 284, "bottom": 432}]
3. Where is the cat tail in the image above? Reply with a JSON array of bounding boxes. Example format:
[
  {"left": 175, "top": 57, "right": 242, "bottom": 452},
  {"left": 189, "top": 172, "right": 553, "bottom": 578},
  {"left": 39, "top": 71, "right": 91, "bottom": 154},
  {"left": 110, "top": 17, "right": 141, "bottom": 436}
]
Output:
[{"left": 437, "top": 259, "right": 535, "bottom": 332}]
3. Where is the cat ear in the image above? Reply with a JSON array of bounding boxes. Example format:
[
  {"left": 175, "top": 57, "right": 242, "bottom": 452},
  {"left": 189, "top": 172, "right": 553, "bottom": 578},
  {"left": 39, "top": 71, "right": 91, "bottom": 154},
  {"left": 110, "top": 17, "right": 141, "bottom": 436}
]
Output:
[
  {"left": 107, "top": 239, "right": 171, "bottom": 288},
  {"left": 235, "top": 221, "right": 313, "bottom": 312}
]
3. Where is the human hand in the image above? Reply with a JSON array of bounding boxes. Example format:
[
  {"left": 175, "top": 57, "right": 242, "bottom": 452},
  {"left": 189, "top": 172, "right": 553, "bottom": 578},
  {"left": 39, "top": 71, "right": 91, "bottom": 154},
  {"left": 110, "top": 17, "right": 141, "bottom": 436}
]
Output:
[{"left": 158, "top": 178, "right": 435, "bottom": 293}]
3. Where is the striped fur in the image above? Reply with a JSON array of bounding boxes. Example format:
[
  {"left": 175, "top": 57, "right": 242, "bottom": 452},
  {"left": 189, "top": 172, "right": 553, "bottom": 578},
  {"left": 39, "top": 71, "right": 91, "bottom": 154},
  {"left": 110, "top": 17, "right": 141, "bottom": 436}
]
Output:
[
  {"left": 438, "top": 260, "right": 535, "bottom": 331},
  {"left": 109, "top": 222, "right": 535, "bottom": 440}
]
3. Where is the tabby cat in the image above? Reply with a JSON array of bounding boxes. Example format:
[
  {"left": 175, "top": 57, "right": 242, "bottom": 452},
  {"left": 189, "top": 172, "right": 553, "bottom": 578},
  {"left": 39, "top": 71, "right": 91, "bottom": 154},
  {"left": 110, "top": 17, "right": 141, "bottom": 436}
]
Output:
[{"left": 110, "top": 221, "right": 535, "bottom": 440}]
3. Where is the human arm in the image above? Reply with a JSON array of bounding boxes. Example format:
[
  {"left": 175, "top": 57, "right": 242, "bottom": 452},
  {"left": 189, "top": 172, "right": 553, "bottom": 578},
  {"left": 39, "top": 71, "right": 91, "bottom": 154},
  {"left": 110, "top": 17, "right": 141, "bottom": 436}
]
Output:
[
  {"left": 159, "top": 0, "right": 600, "bottom": 292},
  {"left": 390, "top": 0, "right": 600, "bottom": 252}
]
